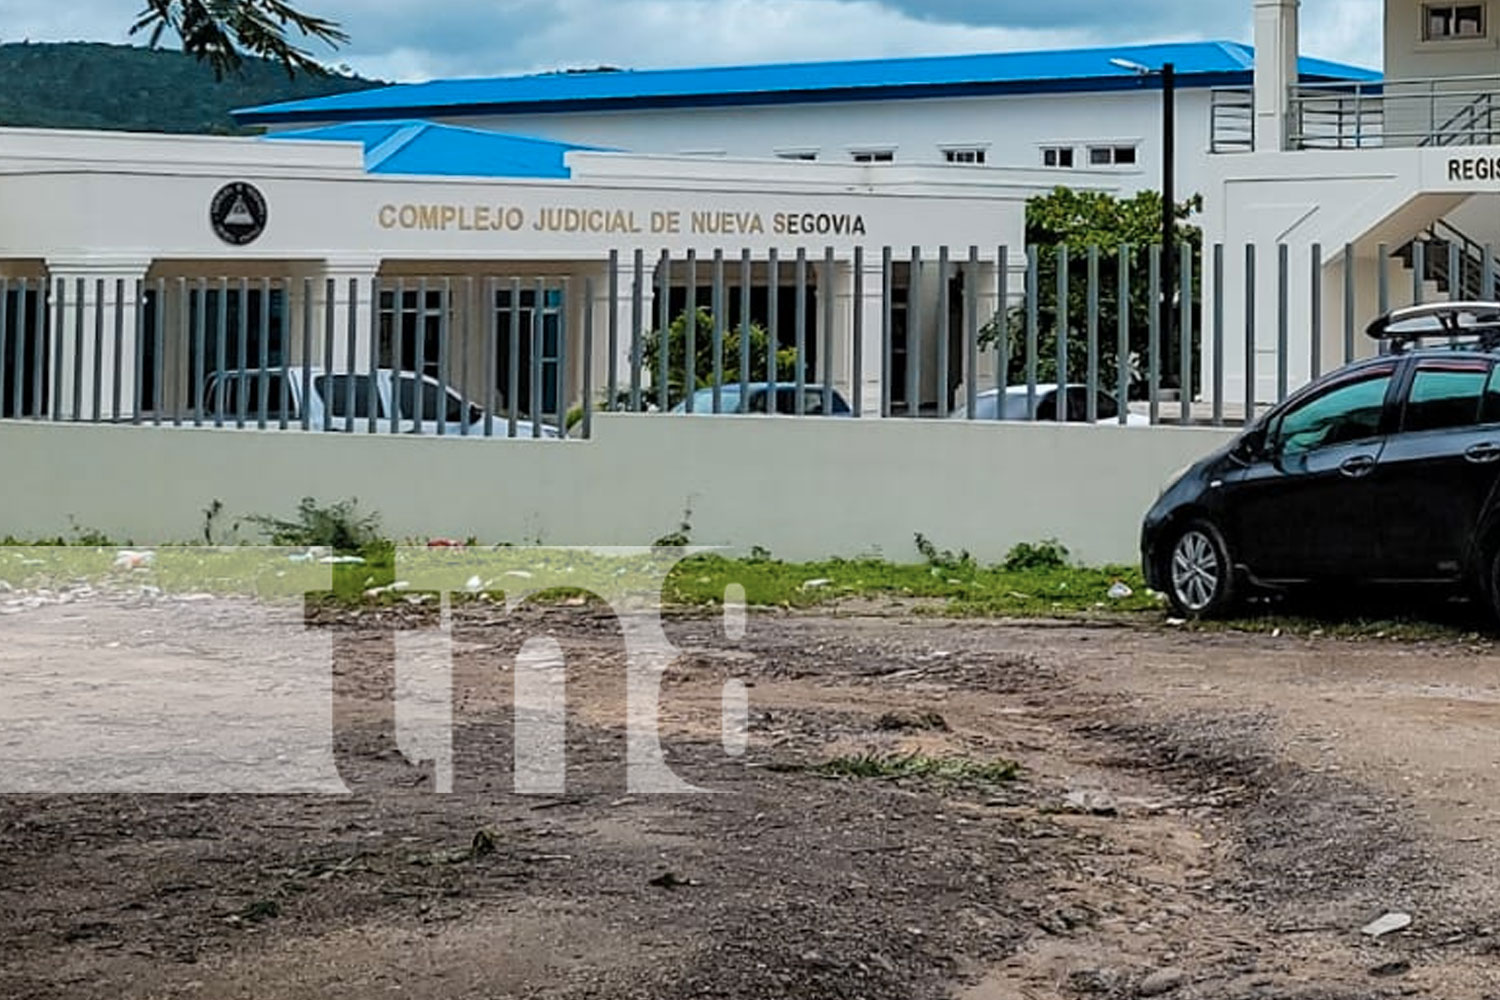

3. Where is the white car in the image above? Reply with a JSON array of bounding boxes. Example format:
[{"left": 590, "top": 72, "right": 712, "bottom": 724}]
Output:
[
  {"left": 201, "top": 368, "right": 561, "bottom": 438},
  {"left": 951, "top": 385, "right": 1150, "bottom": 426}
]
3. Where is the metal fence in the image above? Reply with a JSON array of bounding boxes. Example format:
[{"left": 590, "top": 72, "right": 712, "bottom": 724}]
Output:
[{"left": 0, "top": 237, "right": 1491, "bottom": 439}]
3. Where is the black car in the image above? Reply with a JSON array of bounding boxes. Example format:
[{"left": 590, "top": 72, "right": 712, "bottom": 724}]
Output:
[{"left": 1143, "top": 302, "right": 1500, "bottom": 618}]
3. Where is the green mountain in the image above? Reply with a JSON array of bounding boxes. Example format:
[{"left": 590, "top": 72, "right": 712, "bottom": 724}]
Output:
[{"left": 0, "top": 41, "right": 385, "bottom": 134}]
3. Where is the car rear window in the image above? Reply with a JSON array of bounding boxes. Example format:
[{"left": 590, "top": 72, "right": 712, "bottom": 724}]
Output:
[{"left": 1403, "top": 361, "right": 1489, "bottom": 433}]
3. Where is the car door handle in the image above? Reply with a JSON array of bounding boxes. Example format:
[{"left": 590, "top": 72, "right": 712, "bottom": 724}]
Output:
[
  {"left": 1340, "top": 455, "right": 1377, "bottom": 478},
  {"left": 1466, "top": 443, "right": 1500, "bottom": 464}
]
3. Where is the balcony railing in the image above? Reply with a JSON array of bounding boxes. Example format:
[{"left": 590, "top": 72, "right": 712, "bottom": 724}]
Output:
[{"left": 1211, "top": 75, "right": 1500, "bottom": 152}]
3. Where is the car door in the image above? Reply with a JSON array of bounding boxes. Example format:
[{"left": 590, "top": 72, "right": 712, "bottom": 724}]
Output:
[
  {"left": 1222, "top": 363, "right": 1398, "bottom": 581},
  {"left": 1374, "top": 357, "right": 1500, "bottom": 580}
]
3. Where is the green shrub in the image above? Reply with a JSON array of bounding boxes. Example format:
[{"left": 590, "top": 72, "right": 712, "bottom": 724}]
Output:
[{"left": 1003, "top": 539, "right": 1071, "bottom": 572}]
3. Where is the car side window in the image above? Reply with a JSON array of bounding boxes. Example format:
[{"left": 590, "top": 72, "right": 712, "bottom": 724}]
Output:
[
  {"left": 315, "top": 374, "right": 381, "bottom": 419},
  {"left": 1272, "top": 370, "right": 1393, "bottom": 459},
  {"left": 1481, "top": 366, "right": 1500, "bottom": 424},
  {"left": 1402, "top": 362, "right": 1489, "bottom": 433}
]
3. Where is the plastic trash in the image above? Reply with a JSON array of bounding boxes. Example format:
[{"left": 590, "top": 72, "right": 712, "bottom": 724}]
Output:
[{"left": 1107, "top": 581, "right": 1134, "bottom": 600}]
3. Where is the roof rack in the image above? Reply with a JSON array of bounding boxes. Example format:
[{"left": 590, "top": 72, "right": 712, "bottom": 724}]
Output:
[{"left": 1365, "top": 301, "right": 1500, "bottom": 353}]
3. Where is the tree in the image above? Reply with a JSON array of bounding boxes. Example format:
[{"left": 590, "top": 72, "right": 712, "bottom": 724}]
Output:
[
  {"left": 984, "top": 187, "right": 1203, "bottom": 397},
  {"left": 131, "top": 0, "right": 347, "bottom": 78},
  {"left": 642, "top": 308, "right": 800, "bottom": 409}
]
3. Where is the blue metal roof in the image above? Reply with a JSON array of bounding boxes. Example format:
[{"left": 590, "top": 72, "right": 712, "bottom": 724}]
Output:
[
  {"left": 262, "top": 120, "right": 599, "bottom": 177},
  {"left": 236, "top": 41, "right": 1379, "bottom": 126}
]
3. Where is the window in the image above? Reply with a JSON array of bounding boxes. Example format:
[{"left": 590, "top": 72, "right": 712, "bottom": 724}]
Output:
[
  {"left": 851, "top": 149, "right": 895, "bottom": 163},
  {"left": 314, "top": 374, "right": 381, "bottom": 420},
  {"left": 942, "top": 147, "right": 987, "bottom": 165},
  {"left": 378, "top": 286, "right": 448, "bottom": 376},
  {"left": 1424, "top": 3, "right": 1486, "bottom": 39},
  {"left": 1403, "top": 361, "right": 1489, "bottom": 432},
  {"left": 776, "top": 150, "right": 818, "bottom": 161},
  {"left": 396, "top": 375, "right": 475, "bottom": 424},
  {"left": 1041, "top": 146, "right": 1074, "bottom": 168},
  {"left": 1272, "top": 371, "right": 1393, "bottom": 459},
  {"left": 1088, "top": 145, "right": 1139, "bottom": 166}
]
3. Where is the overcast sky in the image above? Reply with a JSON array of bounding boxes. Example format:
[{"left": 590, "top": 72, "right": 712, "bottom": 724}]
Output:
[{"left": 0, "top": 0, "right": 1382, "bottom": 82}]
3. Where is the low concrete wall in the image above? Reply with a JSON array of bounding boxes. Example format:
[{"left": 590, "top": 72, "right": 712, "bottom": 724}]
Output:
[{"left": 0, "top": 415, "right": 1237, "bottom": 565}]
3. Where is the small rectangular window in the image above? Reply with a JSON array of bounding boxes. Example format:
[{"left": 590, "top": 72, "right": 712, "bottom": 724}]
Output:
[
  {"left": 942, "top": 147, "right": 986, "bottom": 164},
  {"left": 1041, "top": 146, "right": 1074, "bottom": 168},
  {"left": 851, "top": 150, "right": 894, "bottom": 163},
  {"left": 1113, "top": 145, "right": 1137, "bottom": 164},
  {"left": 1424, "top": 3, "right": 1486, "bottom": 39},
  {"left": 777, "top": 150, "right": 818, "bottom": 161},
  {"left": 1405, "top": 362, "right": 1489, "bottom": 431},
  {"left": 1087, "top": 145, "right": 1139, "bottom": 166}
]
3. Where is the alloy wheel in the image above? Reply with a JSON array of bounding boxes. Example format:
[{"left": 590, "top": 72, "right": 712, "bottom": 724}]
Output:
[{"left": 1170, "top": 529, "right": 1221, "bottom": 613}]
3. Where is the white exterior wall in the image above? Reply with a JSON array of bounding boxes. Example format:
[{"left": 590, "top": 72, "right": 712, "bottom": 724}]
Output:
[
  {"left": 1386, "top": 0, "right": 1500, "bottom": 80},
  {"left": 420, "top": 89, "right": 1221, "bottom": 200}
]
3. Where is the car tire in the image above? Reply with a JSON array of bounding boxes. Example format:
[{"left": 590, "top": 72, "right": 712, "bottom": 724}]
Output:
[
  {"left": 1161, "top": 519, "right": 1236, "bottom": 619},
  {"left": 1483, "top": 544, "right": 1500, "bottom": 627}
]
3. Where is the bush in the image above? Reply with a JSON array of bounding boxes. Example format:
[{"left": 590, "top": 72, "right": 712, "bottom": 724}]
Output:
[
  {"left": 246, "top": 497, "right": 382, "bottom": 552},
  {"left": 1003, "top": 539, "right": 1071, "bottom": 572}
]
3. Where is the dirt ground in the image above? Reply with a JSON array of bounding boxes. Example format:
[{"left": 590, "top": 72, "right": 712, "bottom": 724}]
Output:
[{"left": 4, "top": 591, "right": 1500, "bottom": 999}]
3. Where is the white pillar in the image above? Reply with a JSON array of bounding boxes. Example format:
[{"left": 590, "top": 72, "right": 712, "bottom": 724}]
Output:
[
  {"left": 1253, "top": 0, "right": 1300, "bottom": 152},
  {"left": 47, "top": 261, "right": 150, "bottom": 421},
  {"left": 322, "top": 258, "right": 381, "bottom": 372}
]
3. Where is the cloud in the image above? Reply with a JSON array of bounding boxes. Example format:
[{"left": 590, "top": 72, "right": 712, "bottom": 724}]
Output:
[{"left": 0, "top": 0, "right": 1383, "bottom": 82}]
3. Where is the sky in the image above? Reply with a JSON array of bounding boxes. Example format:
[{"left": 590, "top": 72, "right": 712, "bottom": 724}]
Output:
[{"left": 0, "top": 0, "right": 1383, "bottom": 82}]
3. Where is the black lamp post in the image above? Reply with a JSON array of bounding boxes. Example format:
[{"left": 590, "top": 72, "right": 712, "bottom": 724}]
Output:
[{"left": 1112, "top": 58, "right": 1177, "bottom": 388}]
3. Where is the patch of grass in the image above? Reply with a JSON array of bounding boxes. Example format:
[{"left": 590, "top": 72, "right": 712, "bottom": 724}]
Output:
[{"left": 817, "top": 751, "right": 1019, "bottom": 784}]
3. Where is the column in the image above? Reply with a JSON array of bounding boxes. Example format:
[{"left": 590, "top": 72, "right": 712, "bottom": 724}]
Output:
[
  {"left": 1253, "top": 0, "right": 1300, "bottom": 152},
  {"left": 321, "top": 258, "right": 381, "bottom": 372},
  {"left": 46, "top": 260, "right": 151, "bottom": 421}
]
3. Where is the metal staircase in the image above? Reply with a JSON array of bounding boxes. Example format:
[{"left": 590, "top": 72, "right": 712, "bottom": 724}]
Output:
[{"left": 1394, "top": 219, "right": 1500, "bottom": 301}]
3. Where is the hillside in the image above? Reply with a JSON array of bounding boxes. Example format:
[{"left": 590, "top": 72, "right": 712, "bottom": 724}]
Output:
[{"left": 0, "top": 41, "right": 385, "bottom": 135}]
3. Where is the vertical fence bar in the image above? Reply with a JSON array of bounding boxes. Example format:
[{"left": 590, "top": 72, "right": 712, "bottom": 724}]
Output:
[
  {"left": 1056, "top": 245, "right": 1069, "bottom": 423},
  {"left": 1212, "top": 245, "right": 1224, "bottom": 426},
  {"left": 1310, "top": 244, "right": 1323, "bottom": 380},
  {"left": 1343, "top": 244, "right": 1356, "bottom": 365},
  {"left": 367, "top": 278, "right": 380, "bottom": 435},
  {"left": 412, "top": 278, "right": 428, "bottom": 435},
  {"left": 1244, "top": 245, "right": 1257, "bottom": 427},
  {"left": 854, "top": 246, "right": 866, "bottom": 419},
  {"left": 1179, "top": 243, "right": 1193, "bottom": 425},
  {"left": 822, "top": 246, "right": 835, "bottom": 417},
  {"left": 683, "top": 250, "right": 697, "bottom": 412},
  {"left": 556, "top": 278, "right": 569, "bottom": 438},
  {"left": 1025, "top": 245, "right": 1038, "bottom": 420},
  {"left": 34, "top": 279, "right": 49, "bottom": 422},
  {"left": 1085, "top": 246, "right": 1099, "bottom": 422},
  {"left": 768, "top": 249, "right": 780, "bottom": 410},
  {"left": 389, "top": 279, "right": 404, "bottom": 434},
  {"left": 1122, "top": 248, "right": 1128, "bottom": 428},
  {"left": 1449, "top": 240, "right": 1463, "bottom": 304},
  {"left": 607, "top": 249, "right": 619, "bottom": 411},
  {"left": 631, "top": 249, "right": 644, "bottom": 412},
  {"left": 1485, "top": 244, "right": 1497, "bottom": 301},
  {"left": 153, "top": 279, "right": 166, "bottom": 426},
  {"left": 739, "top": 249, "right": 752, "bottom": 411},
  {"left": 436, "top": 278, "right": 450, "bottom": 437},
  {"left": 483, "top": 277, "right": 496, "bottom": 438},
  {"left": 458, "top": 277, "right": 471, "bottom": 438},
  {"left": 1412, "top": 241, "right": 1426, "bottom": 307},
  {"left": 997, "top": 245, "right": 1009, "bottom": 412},
  {"left": 657, "top": 252, "right": 670, "bottom": 414},
  {"left": 508, "top": 277, "right": 521, "bottom": 438},
  {"left": 279, "top": 279, "right": 293, "bottom": 431},
  {"left": 965, "top": 245, "right": 979, "bottom": 420},
  {"left": 712, "top": 249, "right": 725, "bottom": 414},
  {"left": 299, "top": 278, "right": 312, "bottom": 432},
  {"left": 582, "top": 276, "right": 595, "bottom": 438},
  {"left": 132, "top": 279, "right": 145, "bottom": 425},
  {"left": 937, "top": 244, "right": 951, "bottom": 419},
  {"left": 91, "top": 279, "right": 104, "bottom": 422},
  {"left": 235, "top": 278, "right": 249, "bottom": 429},
  {"left": 794, "top": 248, "right": 807, "bottom": 415},
  {"left": 344, "top": 278, "right": 358, "bottom": 433},
  {"left": 1377, "top": 242, "right": 1390, "bottom": 316},
  {"left": 256, "top": 278, "right": 270, "bottom": 429},
  {"left": 881, "top": 246, "right": 893, "bottom": 418},
  {"left": 0, "top": 279, "right": 9, "bottom": 420},
  {"left": 1277, "top": 244, "right": 1289, "bottom": 402},
  {"left": 52, "top": 279, "right": 66, "bottom": 422},
  {"left": 6, "top": 279, "right": 19, "bottom": 420},
  {"left": 112, "top": 279, "right": 125, "bottom": 421},
  {"left": 1148, "top": 248, "right": 1160, "bottom": 425},
  {"left": 72, "top": 279, "right": 86, "bottom": 422},
  {"left": 322, "top": 278, "right": 336, "bottom": 433},
  {"left": 531, "top": 278, "right": 544, "bottom": 439},
  {"left": 910, "top": 245, "right": 923, "bottom": 417},
  {"left": 213, "top": 278, "right": 228, "bottom": 428}
]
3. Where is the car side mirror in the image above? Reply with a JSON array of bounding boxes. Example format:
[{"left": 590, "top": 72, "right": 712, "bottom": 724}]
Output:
[{"left": 1233, "top": 428, "right": 1268, "bottom": 464}]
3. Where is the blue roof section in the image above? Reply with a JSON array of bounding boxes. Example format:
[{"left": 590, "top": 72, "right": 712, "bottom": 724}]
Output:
[
  {"left": 236, "top": 41, "right": 1379, "bottom": 126},
  {"left": 262, "top": 120, "right": 599, "bottom": 177}
]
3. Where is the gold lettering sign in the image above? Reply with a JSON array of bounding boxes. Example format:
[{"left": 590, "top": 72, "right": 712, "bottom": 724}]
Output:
[{"left": 376, "top": 203, "right": 868, "bottom": 237}]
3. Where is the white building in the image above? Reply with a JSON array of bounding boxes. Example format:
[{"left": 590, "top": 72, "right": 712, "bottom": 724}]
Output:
[{"left": 1208, "top": 0, "right": 1500, "bottom": 403}]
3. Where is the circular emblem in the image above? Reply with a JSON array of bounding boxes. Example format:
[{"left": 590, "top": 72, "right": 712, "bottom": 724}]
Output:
[{"left": 210, "top": 182, "right": 268, "bottom": 246}]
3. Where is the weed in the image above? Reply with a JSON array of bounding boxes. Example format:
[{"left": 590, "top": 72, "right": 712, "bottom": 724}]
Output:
[
  {"left": 816, "top": 751, "right": 1019, "bottom": 784},
  {"left": 914, "top": 533, "right": 974, "bottom": 574},
  {"left": 245, "top": 497, "right": 382, "bottom": 552},
  {"left": 1003, "top": 538, "right": 1070, "bottom": 572}
]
